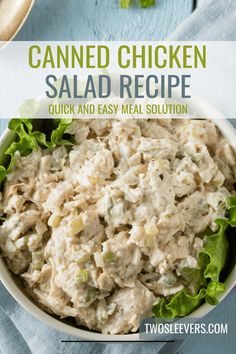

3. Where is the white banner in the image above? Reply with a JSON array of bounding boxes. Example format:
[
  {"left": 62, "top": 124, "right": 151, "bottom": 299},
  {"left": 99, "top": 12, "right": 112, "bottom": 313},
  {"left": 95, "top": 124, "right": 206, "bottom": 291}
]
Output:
[{"left": 0, "top": 41, "right": 235, "bottom": 119}]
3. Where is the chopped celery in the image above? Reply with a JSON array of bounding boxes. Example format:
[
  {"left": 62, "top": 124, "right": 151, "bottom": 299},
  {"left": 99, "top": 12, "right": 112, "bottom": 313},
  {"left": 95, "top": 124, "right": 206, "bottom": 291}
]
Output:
[
  {"left": 31, "top": 251, "right": 44, "bottom": 271},
  {"left": 103, "top": 252, "right": 116, "bottom": 264},
  {"left": 85, "top": 288, "right": 98, "bottom": 303},
  {"left": 76, "top": 269, "right": 89, "bottom": 284}
]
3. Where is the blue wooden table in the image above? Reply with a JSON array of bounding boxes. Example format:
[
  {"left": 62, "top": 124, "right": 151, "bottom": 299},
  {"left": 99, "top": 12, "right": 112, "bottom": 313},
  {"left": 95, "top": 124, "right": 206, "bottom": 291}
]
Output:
[
  {"left": 1, "top": 1, "right": 236, "bottom": 353},
  {"left": 15, "top": 0, "right": 193, "bottom": 41}
]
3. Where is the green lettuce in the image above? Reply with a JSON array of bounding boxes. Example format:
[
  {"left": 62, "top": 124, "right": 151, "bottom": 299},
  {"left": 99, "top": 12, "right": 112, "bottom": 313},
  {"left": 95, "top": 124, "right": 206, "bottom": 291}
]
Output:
[
  {"left": 0, "top": 118, "right": 74, "bottom": 185},
  {"left": 198, "top": 219, "right": 228, "bottom": 283},
  {"left": 153, "top": 197, "right": 236, "bottom": 318},
  {"left": 119, "top": 0, "right": 155, "bottom": 8},
  {"left": 0, "top": 166, "right": 7, "bottom": 185},
  {"left": 139, "top": 0, "right": 155, "bottom": 8},
  {"left": 227, "top": 195, "right": 236, "bottom": 226},
  {"left": 153, "top": 288, "right": 206, "bottom": 318},
  {"left": 120, "top": 0, "right": 132, "bottom": 8}
]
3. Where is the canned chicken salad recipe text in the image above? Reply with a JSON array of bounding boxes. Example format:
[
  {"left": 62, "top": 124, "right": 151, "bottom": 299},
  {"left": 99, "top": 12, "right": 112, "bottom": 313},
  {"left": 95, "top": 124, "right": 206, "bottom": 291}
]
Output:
[{"left": 27, "top": 44, "right": 206, "bottom": 100}]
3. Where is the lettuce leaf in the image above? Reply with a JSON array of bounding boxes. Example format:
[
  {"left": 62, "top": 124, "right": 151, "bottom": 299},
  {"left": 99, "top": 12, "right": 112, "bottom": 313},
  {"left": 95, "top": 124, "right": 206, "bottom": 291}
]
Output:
[
  {"left": 0, "top": 118, "right": 74, "bottom": 185},
  {"left": 139, "top": 0, "right": 155, "bottom": 8},
  {"left": 181, "top": 266, "right": 206, "bottom": 294},
  {"left": 153, "top": 288, "right": 206, "bottom": 318},
  {"left": 205, "top": 281, "right": 225, "bottom": 305},
  {"left": 0, "top": 166, "right": 7, "bottom": 184},
  {"left": 119, "top": 0, "right": 155, "bottom": 8},
  {"left": 153, "top": 197, "right": 236, "bottom": 318},
  {"left": 120, "top": 0, "right": 132, "bottom": 8},
  {"left": 227, "top": 196, "right": 236, "bottom": 227},
  {"left": 198, "top": 219, "right": 228, "bottom": 283}
]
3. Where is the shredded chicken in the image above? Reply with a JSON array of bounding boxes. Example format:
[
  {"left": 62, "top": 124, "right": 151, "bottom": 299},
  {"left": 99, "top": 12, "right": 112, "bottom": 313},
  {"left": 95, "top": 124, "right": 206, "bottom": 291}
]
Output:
[{"left": 0, "top": 119, "right": 235, "bottom": 334}]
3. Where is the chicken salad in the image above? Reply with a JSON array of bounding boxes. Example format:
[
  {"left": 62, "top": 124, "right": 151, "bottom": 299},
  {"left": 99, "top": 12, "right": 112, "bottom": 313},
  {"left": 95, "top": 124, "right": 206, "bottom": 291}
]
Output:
[{"left": 0, "top": 118, "right": 236, "bottom": 334}]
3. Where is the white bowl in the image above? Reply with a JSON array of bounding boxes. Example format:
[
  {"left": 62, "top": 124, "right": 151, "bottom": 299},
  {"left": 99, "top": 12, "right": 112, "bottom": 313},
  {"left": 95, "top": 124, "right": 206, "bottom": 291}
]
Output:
[
  {"left": 0, "top": 98, "right": 236, "bottom": 341},
  {"left": 0, "top": 0, "right": 35, "bottom": 42}
]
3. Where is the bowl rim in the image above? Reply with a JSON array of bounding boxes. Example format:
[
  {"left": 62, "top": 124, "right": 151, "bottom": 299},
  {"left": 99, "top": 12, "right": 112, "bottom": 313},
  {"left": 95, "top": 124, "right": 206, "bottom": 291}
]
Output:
[
  {"left": 0, "top": 99, "right": 236, "bottom": 341},
  {"left": 0, "top": 0, "right": 35, "bottom": 43}
]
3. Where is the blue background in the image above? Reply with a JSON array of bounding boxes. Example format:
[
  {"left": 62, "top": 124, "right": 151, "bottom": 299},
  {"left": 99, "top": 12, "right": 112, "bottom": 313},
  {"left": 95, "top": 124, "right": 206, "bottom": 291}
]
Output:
[{"left": 0, "top": 1, "right": 236, "bottom": 353}]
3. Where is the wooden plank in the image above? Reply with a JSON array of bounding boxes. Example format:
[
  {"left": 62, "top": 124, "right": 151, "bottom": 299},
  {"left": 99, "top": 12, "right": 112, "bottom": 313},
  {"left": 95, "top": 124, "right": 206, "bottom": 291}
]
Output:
[
  {"left": 197, "top": 0, "right": 205, "bottom": 7},
  {"left": 15, "top": 0, "right": 193, "bottom": 41}
]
